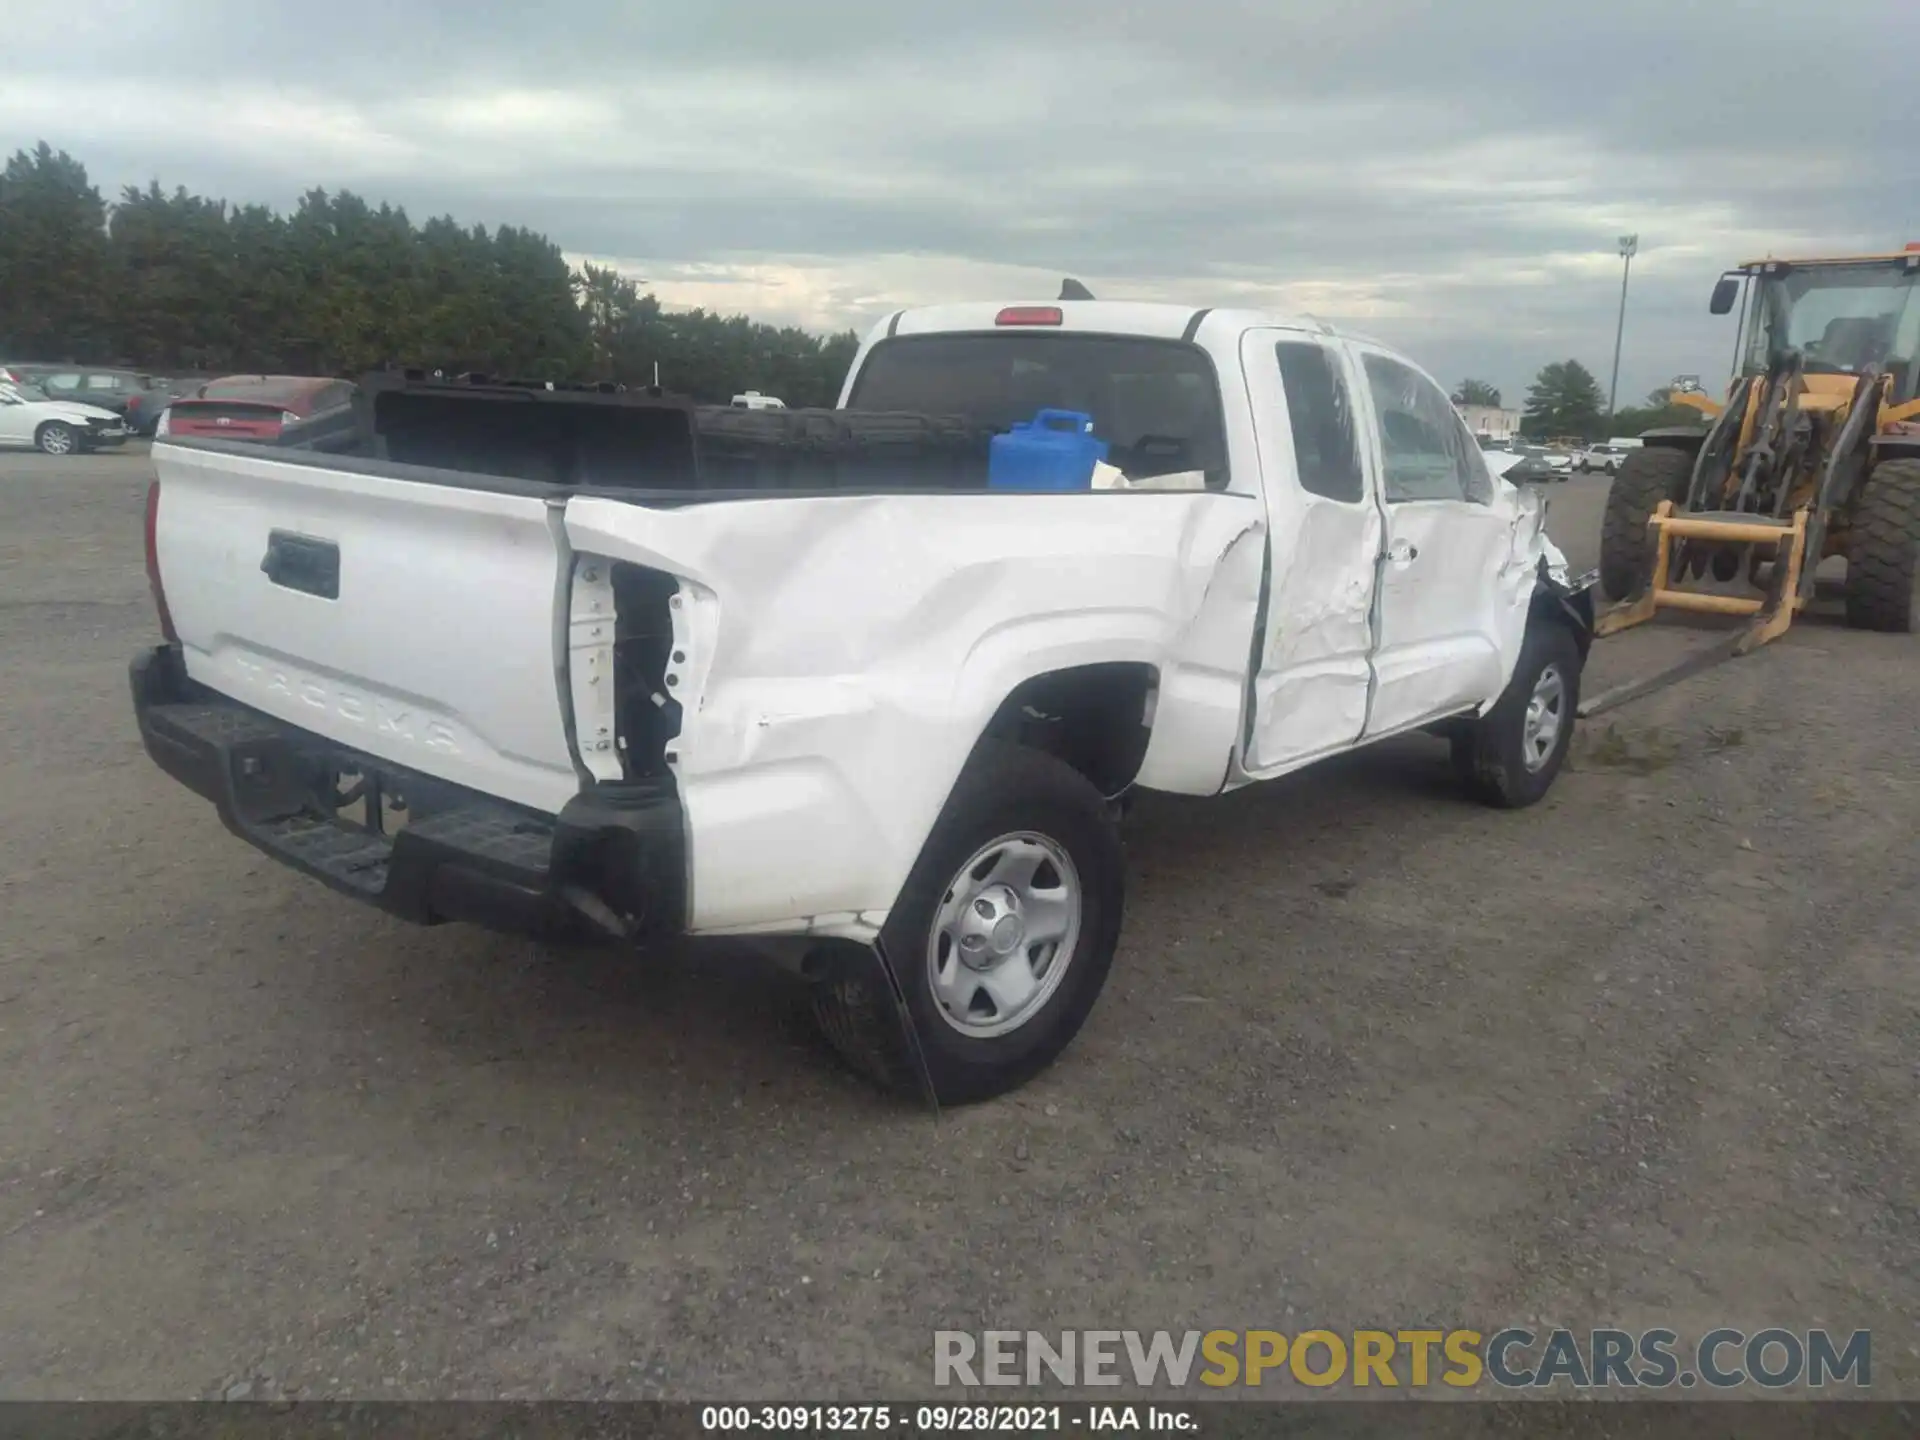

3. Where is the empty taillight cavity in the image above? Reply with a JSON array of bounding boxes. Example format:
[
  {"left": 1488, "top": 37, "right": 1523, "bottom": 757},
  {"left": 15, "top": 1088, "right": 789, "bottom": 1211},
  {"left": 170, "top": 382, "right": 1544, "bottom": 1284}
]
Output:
[{"left": 145, "top": 479, "right": 178, "bottom": 642}]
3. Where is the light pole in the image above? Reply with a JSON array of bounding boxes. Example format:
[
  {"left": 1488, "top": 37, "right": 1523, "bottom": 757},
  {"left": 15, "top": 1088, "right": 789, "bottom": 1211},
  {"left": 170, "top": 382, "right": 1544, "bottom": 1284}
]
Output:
[{"left": 1606, "top": 233, "right": 1638, "bottom": 422}]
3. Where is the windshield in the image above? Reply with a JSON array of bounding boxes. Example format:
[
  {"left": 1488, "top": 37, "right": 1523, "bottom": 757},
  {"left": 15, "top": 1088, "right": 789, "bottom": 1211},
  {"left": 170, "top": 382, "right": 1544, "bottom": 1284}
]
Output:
[
  {"left": 0, "top": 383, "right": 51, "bottom": 403},
  {"left": 847, "top": 333, "right": 1230, "bottom": 486},
  {"left": 1745, "top": 260, "right": 1920, "bottom": 376}
]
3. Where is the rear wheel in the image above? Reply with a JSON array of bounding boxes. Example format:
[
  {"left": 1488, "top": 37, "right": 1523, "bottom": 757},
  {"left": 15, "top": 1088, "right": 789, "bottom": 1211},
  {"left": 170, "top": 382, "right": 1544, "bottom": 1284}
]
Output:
[
  {"left": 1599, "top": 446, "right": 1695, "bottom": 601},
  {"left": 35, "top": 421, "right": 76, "bottom": 456},
  {"left": 1844, "top": 457, "right": 1920, "bottom": 632},
  {"left": 810, "top": 742, "right": 1124, "bottom": 1105}
]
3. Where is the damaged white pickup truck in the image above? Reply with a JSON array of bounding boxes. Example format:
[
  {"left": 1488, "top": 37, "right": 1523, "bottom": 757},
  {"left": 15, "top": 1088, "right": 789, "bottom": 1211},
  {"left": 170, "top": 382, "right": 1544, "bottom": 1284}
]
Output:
[{"left": 131, "top": 299, "right": 1596, "bottom": 1104}]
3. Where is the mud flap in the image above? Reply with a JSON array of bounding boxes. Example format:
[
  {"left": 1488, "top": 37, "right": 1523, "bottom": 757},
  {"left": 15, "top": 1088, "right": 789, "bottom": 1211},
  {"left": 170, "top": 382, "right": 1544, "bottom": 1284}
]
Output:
[
  {"left": 869, "top": 939, "right": 940, "bottom": 1113},
  {"left": 810, "top": 939, "right": 940, "bottom": 1113}
]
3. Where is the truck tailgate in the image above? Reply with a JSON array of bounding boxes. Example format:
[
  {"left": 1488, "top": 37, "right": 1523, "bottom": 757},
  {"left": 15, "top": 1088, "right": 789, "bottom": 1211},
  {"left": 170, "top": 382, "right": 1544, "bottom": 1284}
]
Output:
[{"left": 151, "top": 443, "right": 580, "bottom": 814}]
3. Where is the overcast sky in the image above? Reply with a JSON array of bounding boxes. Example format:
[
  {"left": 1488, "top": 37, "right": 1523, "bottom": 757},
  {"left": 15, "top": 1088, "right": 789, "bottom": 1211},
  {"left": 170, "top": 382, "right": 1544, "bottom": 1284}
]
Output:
[{"left": 8, "top": 0, "right": 1917, "bottom": 406}]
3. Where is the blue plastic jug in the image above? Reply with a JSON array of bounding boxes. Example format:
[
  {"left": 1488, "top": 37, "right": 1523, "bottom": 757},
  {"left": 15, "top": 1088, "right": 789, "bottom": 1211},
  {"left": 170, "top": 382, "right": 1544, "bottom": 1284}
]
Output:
[{"left": 988, "top": 409, "right": 1110, "bottom": 491}]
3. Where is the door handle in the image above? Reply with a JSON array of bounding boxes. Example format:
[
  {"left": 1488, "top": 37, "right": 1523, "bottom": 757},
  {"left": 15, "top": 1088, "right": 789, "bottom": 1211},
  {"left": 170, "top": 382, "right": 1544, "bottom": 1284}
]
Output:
[{"left": 261, "top": 530, "right": 340, "bottom": 599}]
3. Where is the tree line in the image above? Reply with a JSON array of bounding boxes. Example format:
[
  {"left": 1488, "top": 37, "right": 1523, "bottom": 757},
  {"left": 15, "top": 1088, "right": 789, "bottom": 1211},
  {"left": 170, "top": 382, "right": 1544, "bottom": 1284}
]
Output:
[
  {"left": 0, "top": 142, "right": 861, "bottom": 407},
  {"left": 1453, "top": 361, "right": 1705, "bottom": 442}
]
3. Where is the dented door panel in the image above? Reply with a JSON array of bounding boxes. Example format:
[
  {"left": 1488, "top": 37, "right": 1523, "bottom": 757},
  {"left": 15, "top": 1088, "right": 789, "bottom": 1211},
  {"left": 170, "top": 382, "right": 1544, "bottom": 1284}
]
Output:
[
  {"left": 1352, "top": 346, "right": 1521, "bottom": 737},
  {"left": 1238, "top": 329, "right": 1384, "bottom": 776}
]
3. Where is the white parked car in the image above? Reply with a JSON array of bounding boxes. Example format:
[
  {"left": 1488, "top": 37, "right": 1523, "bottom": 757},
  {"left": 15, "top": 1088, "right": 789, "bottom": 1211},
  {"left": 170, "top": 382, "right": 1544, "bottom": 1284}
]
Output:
[
  {"left": 1576, "top": 443, "right": 1632, "bottom": 475},
  {"left": 131, "top": 299, "right": 1597, "bottom": 1103},
  {"left": 0, "top": 382, "right": 130, "bottom": 454}
]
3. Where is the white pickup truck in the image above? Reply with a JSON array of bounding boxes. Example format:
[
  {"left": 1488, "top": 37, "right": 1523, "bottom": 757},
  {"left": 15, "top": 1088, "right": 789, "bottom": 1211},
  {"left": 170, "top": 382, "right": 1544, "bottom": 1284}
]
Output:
[{"left": 132, "top": 299, "right": 1596, "bottom": 1104}]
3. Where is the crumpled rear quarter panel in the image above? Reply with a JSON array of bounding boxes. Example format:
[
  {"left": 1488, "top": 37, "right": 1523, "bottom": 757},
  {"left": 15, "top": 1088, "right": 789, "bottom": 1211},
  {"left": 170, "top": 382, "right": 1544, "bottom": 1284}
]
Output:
[{"left": 565, "top": 491, "right": 1265, "bottom": 937}]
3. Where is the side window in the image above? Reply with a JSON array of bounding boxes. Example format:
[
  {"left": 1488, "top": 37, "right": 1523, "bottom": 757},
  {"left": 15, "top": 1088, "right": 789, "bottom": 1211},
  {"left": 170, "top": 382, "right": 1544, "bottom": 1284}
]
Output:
[
  {"left": 1447, "top": 411, "right": 1495, "bottom": 504},
  {"left": 1362, "top": 354, "right": 1487, "bottom": 504},
  {"left": 1274, "top": 341, "right": 1364, "bottom": 503},
  {"left": 44, "top": 372, "right": 82, "bottom": 391},
  {"left": 83, "top": 374, "right": 122, "bottom": 392}
]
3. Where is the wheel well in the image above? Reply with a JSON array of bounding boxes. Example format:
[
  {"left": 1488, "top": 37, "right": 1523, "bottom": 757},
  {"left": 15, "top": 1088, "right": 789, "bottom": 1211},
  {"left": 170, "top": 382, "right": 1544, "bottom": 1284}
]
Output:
[
  {"left": 976, "top": 662, "right": 1157, "bottom": 799},
  {"left": 1869, "top": 435, "right": 1920, "bottom": 466},
  {"left": 1530, "top": 580, "right": 1596, "bottom": 661}
]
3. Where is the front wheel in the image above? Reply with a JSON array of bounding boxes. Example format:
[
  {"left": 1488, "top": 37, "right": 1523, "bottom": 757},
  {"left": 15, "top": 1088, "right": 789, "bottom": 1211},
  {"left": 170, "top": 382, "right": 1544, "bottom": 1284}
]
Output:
[
  {"left": 35, "top": 422, "right": 76, "bottom": 456},
  {"left": 811, "top": 742, "right": 1124, "bottom": 1105},
  {"left": 1843, "top": 457, "right": 1920, "bottom": 633},
  {"left": 1599, "top": 445, "right": 1695, "bottom": 600},
  {"left": 1452, "top": 622, "right": 1583, "bottom": 808}
]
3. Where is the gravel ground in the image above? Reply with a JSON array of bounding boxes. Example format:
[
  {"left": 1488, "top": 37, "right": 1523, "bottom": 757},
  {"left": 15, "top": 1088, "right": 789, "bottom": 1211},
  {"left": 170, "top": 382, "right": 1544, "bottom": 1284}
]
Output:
[{"left": 0, "top": 450, "right": 1915, "bottom": 1404}]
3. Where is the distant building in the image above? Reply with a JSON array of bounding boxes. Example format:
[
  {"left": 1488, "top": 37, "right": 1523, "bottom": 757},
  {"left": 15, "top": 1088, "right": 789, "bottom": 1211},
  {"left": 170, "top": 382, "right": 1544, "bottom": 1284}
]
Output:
[{"left": 1455, "top": 403, "right": 1521, "bottom": 442}]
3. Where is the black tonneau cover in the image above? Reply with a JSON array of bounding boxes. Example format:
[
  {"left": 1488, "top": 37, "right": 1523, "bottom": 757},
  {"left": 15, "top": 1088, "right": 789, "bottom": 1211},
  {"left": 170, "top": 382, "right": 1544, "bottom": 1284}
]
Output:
[{"left": 277, "top": 369, "right": 993, "bottom": 493}]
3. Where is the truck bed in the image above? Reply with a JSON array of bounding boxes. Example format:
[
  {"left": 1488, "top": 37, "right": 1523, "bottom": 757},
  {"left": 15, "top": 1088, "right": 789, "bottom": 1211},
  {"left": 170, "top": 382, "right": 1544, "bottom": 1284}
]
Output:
[{"left": 274, "top": 370, "right": 996, "bottom": 495}]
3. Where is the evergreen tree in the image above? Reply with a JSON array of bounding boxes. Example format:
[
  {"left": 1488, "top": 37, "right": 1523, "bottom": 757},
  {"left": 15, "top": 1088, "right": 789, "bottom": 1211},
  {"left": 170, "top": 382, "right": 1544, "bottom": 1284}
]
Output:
[
  {"left": 0, "top": 143, "right": 113, "bottom": 360},
  {"left": 1521, "top": 360, "right": 1606, "bottom": 440}
]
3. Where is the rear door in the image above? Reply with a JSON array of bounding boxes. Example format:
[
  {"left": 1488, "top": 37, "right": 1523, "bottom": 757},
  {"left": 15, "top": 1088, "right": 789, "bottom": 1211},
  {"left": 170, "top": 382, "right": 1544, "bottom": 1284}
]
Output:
[
  {"left": 82, "top": 373, "right": 129, "bottom": 412},
  {"left": 1351, "top": 347, "right": 1513, "bottom": 737},
  {"left": 1242, "top": 328, "right": 1382, "bottom": 773},
  {"left": 39, "top": 372, "right": 84, "bottom": 404},
  {"left": 152, "top": 442, "right": 581, "bottom": 813}
]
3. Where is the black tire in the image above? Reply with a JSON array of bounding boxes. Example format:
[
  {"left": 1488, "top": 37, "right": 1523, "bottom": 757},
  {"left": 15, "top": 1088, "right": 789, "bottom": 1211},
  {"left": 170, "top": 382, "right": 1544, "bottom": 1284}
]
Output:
[
  {"left": 811, "top": 741, "right": 1124, "bottom": 1105},
  {"left": 34, "top": 421, "right": 77, "bottom": 457},
  {"left": 1451, "top": 622, "right": 1583, "bottom": 809},
  {"left": 1599, "top": 446, "right": 1695, "bottom": 601},
  {"left": 1844, "top": 457, "right": 1920, "bottom": 633}
]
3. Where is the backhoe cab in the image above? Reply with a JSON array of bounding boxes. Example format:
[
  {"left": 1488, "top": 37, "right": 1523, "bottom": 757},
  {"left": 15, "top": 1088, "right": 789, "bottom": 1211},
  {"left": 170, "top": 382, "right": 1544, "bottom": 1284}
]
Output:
[{"left": 1585, "top": 246, "right": 1920, "bottom": 716}]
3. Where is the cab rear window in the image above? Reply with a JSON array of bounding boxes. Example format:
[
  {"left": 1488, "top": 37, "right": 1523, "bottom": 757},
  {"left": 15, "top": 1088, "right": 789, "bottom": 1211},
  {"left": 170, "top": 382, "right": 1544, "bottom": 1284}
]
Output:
[{"left": 847, "top": 333, "right": 1229, "bottom": 487}]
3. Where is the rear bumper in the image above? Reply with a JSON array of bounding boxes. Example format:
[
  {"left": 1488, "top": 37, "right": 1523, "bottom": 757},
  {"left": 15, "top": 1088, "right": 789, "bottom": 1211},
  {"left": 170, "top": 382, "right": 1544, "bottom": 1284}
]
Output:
[
  {"left": 166, "top": 425, "right": 283, "bottom": 442},
  {"left": 130, "top": 644, "right": 687, "bottom": 940}
]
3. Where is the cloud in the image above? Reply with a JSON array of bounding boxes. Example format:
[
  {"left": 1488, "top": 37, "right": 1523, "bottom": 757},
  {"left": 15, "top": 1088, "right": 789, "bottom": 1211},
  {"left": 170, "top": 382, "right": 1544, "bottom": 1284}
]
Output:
[{"left": 6, "top": 0, "right": 1918, "bottom": 403}]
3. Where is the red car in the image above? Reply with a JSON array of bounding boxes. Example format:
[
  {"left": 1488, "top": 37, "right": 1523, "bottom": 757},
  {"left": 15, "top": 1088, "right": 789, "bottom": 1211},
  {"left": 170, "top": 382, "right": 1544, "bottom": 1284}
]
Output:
[{"left": 158, "top": 375, "right": 356, "bottom": 443}]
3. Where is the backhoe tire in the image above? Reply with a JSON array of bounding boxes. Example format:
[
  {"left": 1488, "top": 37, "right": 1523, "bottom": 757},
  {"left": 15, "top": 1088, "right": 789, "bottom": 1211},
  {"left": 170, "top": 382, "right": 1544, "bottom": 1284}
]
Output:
[
  {"left": 1844, "top": 457, "right": 1920, "bottom": 633},
  {"left": 1599, "top": 446, "right": 1695, "bottom": 601}
]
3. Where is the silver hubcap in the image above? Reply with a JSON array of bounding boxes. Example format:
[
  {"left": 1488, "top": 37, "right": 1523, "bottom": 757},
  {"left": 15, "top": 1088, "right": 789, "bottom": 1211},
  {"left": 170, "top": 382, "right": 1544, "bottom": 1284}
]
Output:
[
  {"left": 927, "top": 832, "right": 1081, "bottom": 1039},
  {"left": 1522, "top": 663, "right": 1566, "bottom": 772},
  {"left": 41, "top": 427, "right": 72, "bottom": 454}
]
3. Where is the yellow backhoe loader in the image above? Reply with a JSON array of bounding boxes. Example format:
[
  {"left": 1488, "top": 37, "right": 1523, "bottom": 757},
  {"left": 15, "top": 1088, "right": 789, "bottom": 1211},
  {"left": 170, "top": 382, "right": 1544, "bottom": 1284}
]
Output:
[{"left": 1582, "top": 244, "right": 1920, "bottom": 716}]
